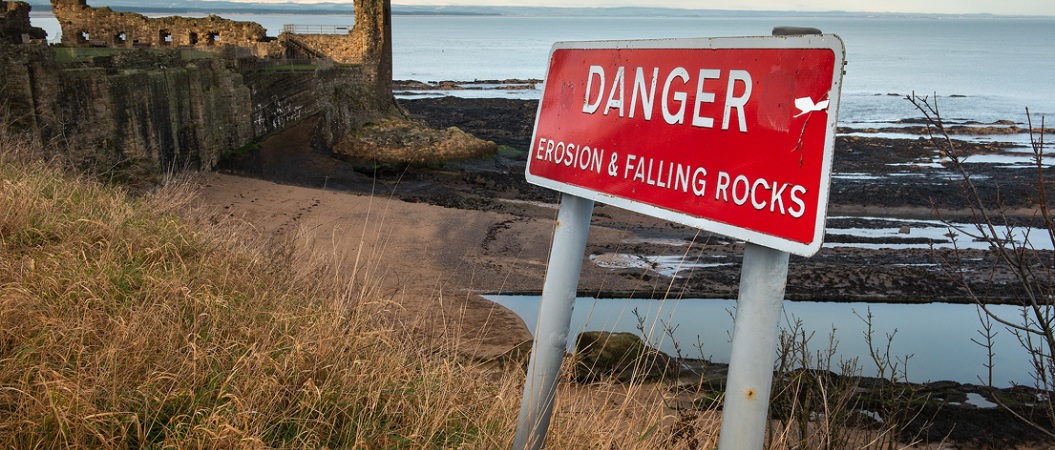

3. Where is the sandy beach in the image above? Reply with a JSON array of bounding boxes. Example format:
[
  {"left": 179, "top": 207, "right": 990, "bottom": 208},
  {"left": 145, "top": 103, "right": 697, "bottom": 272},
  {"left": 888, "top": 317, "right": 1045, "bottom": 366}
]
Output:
[
  {"left": 191, "top": 170, "right": 542, "bottom": 356},
  {"left": 192, "top": 155, "right": 708, "bottom": 357}
]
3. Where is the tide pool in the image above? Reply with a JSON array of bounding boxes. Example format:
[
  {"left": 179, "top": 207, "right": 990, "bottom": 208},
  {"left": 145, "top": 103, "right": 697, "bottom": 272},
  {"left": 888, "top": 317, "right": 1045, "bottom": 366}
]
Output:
[{"left": 486, "top": 295, "right": 1046, "bottom": 387}]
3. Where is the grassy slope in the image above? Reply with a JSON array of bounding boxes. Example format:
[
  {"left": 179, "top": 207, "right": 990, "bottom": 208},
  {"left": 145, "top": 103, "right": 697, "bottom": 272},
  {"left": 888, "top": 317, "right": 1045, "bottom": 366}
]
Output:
[{"left": 0, "top": 138, "right": 685, "bottom": 448}]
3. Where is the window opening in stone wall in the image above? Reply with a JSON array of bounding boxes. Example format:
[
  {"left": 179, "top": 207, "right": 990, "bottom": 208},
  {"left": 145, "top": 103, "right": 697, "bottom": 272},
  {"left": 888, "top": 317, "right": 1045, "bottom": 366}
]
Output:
[
  {"left": 78, "top": 31, "right": 88, "bottom": 43},
  {"left": 116, "top": 32, "right": 126, "bottom": 43},
  {"left": 189, "top": 32, "right": 198, "bottom": 45},
  {"left": 206, "top": 32, "right": 220, "bottom": 45},
  {"left": 160, "top": 30, "right": 172, "bottom": 45}
]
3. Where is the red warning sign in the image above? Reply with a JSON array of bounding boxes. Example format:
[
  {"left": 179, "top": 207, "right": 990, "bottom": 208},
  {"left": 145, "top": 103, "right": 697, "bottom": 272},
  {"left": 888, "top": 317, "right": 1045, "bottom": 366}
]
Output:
[{"left": 525, "top": 35, "right": 845, "bottom": 256}]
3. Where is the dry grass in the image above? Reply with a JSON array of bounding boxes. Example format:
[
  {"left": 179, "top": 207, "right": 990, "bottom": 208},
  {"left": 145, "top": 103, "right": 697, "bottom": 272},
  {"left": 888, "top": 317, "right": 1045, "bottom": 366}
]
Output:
[
  {"left": 0, "top": 132, "right": 692, "bottom": 448},
  {"left": 0, "top": 126, "right": 944, "bottom": 449}
]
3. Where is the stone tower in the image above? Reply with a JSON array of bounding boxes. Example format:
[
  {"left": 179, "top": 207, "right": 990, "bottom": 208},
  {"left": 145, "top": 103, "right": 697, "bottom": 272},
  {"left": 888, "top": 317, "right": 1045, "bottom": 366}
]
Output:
[{"left": 350, "top": 0, "right": 393, "bottom": 113}]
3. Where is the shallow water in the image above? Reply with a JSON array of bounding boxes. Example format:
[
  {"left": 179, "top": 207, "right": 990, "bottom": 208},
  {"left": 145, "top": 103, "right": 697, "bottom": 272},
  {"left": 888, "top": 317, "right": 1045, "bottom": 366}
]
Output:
[
  {"left": 824, "top": 217, "right": 1055, "bottom": 251},
  {"left": 604, "top": 215, "right": 1054, "bottom": 251},
  {"left": 486, "top": 295, "right": 1044, "bottom": 387}
]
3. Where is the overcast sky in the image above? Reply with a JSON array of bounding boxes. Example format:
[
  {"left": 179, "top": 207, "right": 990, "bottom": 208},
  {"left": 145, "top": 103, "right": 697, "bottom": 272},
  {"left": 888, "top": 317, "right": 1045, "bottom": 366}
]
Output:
[{"left": 382, "top": 0, "right": 1055, "bottom": 16}]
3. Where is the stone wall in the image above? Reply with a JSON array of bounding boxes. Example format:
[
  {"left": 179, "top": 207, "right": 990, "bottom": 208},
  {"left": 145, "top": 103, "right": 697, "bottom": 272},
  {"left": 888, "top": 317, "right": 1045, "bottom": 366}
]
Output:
[
  {"left": 313, "top": 64, "right": 375, "bottom": 148},
  {"left": 280, "top": 0, "right": 392, "bottom": 113},
  {"left": 241, "top": 70, "right": 320, "bottom": 138},
  {"left": 45, "top": 0, "right": 393, "bottom": 68},
  {"left": 6, "top": 47, "right": 256, "bottom": 171},
  {"left": 49, "top": 0, "right": 283, "bottom": 58},
  {"left": 44, "top": 0, "right": 393, "bottom": 124},
  {"left": 0, "top": 40, "right": 48, "bottom": 132},
  {"left": 1, "top": 0, "right": 46, "bottom": 43},
  {"left": 1, "top": 42, "right": 380, "bottom": 173},
  {"left": 283, "top": 34, "right": 361, "bottom": 63}
]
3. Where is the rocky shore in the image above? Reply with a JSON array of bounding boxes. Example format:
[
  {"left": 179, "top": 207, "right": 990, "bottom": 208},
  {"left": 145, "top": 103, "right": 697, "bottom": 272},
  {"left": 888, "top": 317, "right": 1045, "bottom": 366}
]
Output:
[
  {"left": 215, "top": 94, "right": 1053, "bottom": 308},
  {"left": 397, "top": 96, "right": 1051, "bottom": 303},
  {"left": 210, "top": 94, "right": 1054, "bottom": 447}
]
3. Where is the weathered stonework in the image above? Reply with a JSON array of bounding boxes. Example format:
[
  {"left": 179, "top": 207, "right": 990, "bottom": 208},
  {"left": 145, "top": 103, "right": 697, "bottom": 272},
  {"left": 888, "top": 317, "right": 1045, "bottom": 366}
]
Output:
[
  {"left": 282, "top": 0, "right": 392, "bottom": 73},
  {"left": 49, "top": 0, "right": 285, "bottom": 58},
  {"left": 1, "top": 0, "right": 446, "bottom": 173},
  {"left": 1, "top": 0, "right": 46, "bottom": 43},
  {"left": 46, "top": 0, "right": 394, "bottom": 128},
  {"left": 3, "top": 47, "right": 258, "bottom": 172},
  {"left": 47, "top": 0, "right": 392, "bottom": 82},
  {"left": 277, "top": 0, "right": 393, "bottom": 120}
]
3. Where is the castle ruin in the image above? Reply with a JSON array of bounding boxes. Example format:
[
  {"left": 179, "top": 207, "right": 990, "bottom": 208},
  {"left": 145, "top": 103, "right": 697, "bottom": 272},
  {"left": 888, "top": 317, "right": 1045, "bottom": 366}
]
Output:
[
  {"left": 50, "top": 0, "right": 272, "bottom": 51},
  {"left": 47, "top": 0, "right": 392, "bottom": 80},
  {"left": 2, "top": 0, "right": 400, "bottom": 174}
]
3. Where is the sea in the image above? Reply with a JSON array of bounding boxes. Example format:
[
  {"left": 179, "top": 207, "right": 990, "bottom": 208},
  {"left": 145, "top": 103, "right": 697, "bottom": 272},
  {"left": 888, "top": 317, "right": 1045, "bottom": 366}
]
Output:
[
  {"left": 391, "top": 15, "right": 1055, "bottom": 130},
  {"left": 28, "top": 12, "right": 1055, "bottom": 132}
]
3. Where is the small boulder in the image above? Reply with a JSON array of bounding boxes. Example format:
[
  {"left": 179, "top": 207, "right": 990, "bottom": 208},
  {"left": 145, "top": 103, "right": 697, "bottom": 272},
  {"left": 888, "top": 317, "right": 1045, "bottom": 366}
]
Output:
[
  {"left": 333, "top": 118, "right": 496, "bottom": 164},
  {"left": 487, "top": 339, "right": 533, "bottom": 372}
]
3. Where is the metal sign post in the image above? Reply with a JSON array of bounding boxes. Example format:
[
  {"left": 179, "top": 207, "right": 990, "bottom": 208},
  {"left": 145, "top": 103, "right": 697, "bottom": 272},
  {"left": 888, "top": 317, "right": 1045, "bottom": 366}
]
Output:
[
  {"left": 716, "top": 243, "right": 790, "bottom": 450},
  {"left": 715, "top": 28, "right": 822, "bottom": 450},
  {"left": 513, "top": 194, "right": 594, "bottom": 450}
]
